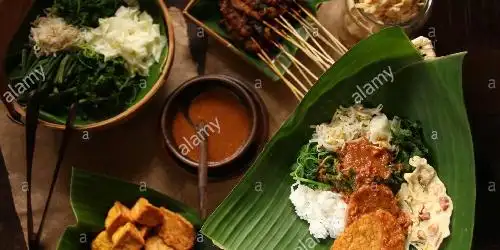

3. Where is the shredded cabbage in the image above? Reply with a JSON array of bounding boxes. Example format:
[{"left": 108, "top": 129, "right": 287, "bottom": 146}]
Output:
[
  {"left": 83, "top": 6, "right": 166, "bottom": 76},
  {"left": 310, "top": 105, "right": 386, "bottom": 151}
]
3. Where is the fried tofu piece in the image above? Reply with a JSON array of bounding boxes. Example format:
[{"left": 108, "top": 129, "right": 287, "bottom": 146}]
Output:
[
  {"left": 158, "top": 207, "right": 195, "bottom": 250},
  {"left": 111, "top": 222, "right": 145, "bottom": 250},
  {"left": 145, "top": 236, "right": 175, "bottom": 250},
  {"left": 91, "top": 231, "right": 113, "bottom": 250},
  {"left": 331, "top": 209, "right": 405, "bottom": 250},
  {"left": 138, "top": 226, "right": 150, "bottom": 239},
  {"left": 130, "top": 198, "right": 164, "bottom": 227},
  {"left": 105, "top": 202, "right": 133, "bottom": 235}
]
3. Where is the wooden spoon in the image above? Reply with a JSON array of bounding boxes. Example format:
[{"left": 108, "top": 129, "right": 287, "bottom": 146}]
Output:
[{"left": 180, "top": 103, "right": 208, "bottom": 219}]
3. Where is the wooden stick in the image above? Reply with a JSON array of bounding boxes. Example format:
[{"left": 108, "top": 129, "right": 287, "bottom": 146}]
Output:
[
  {"left": 259, "top": 49, "right": 308, "bottom": 95},
  {"left": 262, "top": 21, "right": 328, "bottom": 70},
  {"left": 275, "top": 59, "right": 309, "bottom": 94},
  {"left": 273, "top": 41, "right": 318, "bottom": 85},
  {"left": 250, "top": 37, "right": 303, "bottom": 99},
  {"left": 278, "top": 15, "right": 334, "bottom": 63},
  {"left": 293, "top": 60, "right": 314, "bottom": 87},
  {"left": 276, "top": 17, "right": 334, "bottom": 65},
  {"left": 257, "top": 53, "right": 304, "bottom": 99},
  {"left": 290, "top": 11, "right": 345, "bottom": 56},
  {"left": 275, "top": 46, "right": 315, "bottom": 87},
  {"left": 295, "top": 3, "right": 349, "bottom": 53},
  {"left": 284, "top": 15, "right": 335, "bottom": 64}
]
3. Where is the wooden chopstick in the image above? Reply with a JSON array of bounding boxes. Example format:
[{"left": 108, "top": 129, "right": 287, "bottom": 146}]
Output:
[{"left": 35, "top": 103, "right": 77, "bottom": 246}]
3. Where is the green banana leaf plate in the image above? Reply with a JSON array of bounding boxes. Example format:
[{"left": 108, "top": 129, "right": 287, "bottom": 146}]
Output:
[
  {"left": 184, "top": 0, "right": 327, "bottom": 81},
  {"left": 201, "top": 27, "right": 476, "bottom": 250},
  {"left": 57, "top": 168, "right": 215, "bottom": 250}
]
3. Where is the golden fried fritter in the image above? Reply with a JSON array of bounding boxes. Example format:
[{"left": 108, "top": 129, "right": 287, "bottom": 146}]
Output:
[
  {"left": 91, "top": 231, "right": 113, "bottom": 250},
  {"left": 111, "top": 222, "right": 145, "bottom": 250},
  {"left": 331, "top": 209, "right": 405, "bottom": 250},
  {"left": 105, "top": 201, "right": 133, "bottom": 236},
  {"left": 145, "top": 236, "right": 175, "bottom": 250},
  {"left": 130, "top": 198, "right": 164, "bottom": 227},
  {"left": 158, "top": 207, "right": 195, "bottom": 250},
  {"left": 347, "top": 184, "right": 410, "bottom": 232}
]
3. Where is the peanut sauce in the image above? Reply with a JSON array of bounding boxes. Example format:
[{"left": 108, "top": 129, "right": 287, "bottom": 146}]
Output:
[
  {"left": 172, "top": 88, "right": 251, "bottom": 164},
  {"left": 339, "top": 138, "right": 392, "bottom": 187}
]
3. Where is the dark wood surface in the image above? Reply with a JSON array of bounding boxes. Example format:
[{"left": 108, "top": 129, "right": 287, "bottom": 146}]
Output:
[
  {"left": 417, "top": 1, "right": 500, "bottom": 249},
  {"left": 0, "top": 0, "right": 499, "bottom": 249}
]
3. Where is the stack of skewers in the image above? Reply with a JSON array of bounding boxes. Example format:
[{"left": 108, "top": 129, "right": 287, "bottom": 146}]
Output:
[{"left": 220, "top": 0, "right": 349, "bottom": 100}]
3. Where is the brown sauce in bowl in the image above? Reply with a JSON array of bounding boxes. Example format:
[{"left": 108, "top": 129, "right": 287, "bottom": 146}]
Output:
[{"left": 171, "top": 88, "right": 251, "bottom": 164}]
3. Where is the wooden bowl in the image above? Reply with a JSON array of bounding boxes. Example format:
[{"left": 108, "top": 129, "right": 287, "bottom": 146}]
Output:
[
  {"left": 1, "top": 0, "right": 175, "bottom": 130},
  {"left": 161, "top": 75, "right": 259, "bottom": 172}
]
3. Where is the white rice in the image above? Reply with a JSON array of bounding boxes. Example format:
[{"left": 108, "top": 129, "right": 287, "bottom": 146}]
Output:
[{"left": 289, "top": 183, "right": 347, "bottom": 239}]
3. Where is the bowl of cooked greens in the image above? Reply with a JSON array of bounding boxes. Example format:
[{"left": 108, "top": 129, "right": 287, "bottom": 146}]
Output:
[{"left": 3, "top": 0, "right": 175, "bottom": 130}]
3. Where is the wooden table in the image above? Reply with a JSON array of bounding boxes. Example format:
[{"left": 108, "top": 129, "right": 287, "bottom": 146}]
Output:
[{"left": 0, "top": 0, "right": 499, "bottom": 249}]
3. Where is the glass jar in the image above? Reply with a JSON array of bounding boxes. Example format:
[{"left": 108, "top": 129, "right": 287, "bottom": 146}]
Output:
[{"left": 343, "top": 0, "right": 433, "bottom": 41}]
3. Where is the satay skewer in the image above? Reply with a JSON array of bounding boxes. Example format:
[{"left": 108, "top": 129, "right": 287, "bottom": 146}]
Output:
[
  {"left": 272, "top": 41, "right": 318, "bottom": 85},
  {"left": 295, "top": 3, "right": 349, "bottom": 53},
  {"left": 277, "top": 15, "right": 335, "bottom": 64},
  {"left": 262, "top": 21, "right": 329, "bottom": 70}
]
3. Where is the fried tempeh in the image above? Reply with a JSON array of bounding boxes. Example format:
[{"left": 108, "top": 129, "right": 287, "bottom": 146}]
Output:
[
  {"left": 91, "top": 231, "right": 113, "bottom": 250},
  {"left": 158, "top": 207, "right": 195, "bottom": 250},
  {"left": 105, "top": 201, "right": 133, "bottom": 236},
  {"left": 111, "top": 222, "right": 145, "bottom": 250},
  {"left": 130, "top": 198, "right": 164, "bottom": 227},
  {"left": 145, "top": 236, "right": 175, "bottom": 250}
]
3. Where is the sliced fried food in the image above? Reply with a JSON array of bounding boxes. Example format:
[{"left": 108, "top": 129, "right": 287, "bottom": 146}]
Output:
[
  {"left": 105, "top": 201, "right": 133, "bottom": 236},
  {"left": 145, "top": 236, "right": 175, "bottom": 250},
  {"left": 111, "top": 222, "right": 145, "bottom": 250},
  {"left": 130, "top": 198, "right": 164, "bottom": 227},
  {"left": 91, "top": 231, "right": 113, "bottom": 250},
  {"left": 331, "top": 209, "right": 405, "bottom": 250},
  {"left": 158, "top": 207, "right": 195, "bottom": 250},
  {"left": 347, "top": 184, "right": 410, "bottom": 232},
  {"left": 138, "top": 226, "right": 150, "bottom": 239}
]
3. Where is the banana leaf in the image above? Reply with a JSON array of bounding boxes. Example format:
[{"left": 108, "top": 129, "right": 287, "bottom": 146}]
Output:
[
  {"left": 201, "top": 27, "right": 475, "bottom": 250},
  {"left": 57, "top": 168, "right": 215, "bottom": 250},
  {"left": 4, "top": 0, "right": 170, "bottom": 125},
  {"left": 184, "top": 0, "right": 328, "bottom": 81}
]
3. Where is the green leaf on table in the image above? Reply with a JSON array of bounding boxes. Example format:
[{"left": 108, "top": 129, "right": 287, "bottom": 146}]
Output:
[
  {"left": 57, "top": 168, "right": 214, "bottom": 250},
  {"left": 201, "top": 27, "right": 475, "bottom": 250}
]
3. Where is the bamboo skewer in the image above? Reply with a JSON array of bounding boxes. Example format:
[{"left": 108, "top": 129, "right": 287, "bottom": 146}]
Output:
[
  {"left": 272, "top": 42, "right": 318, "bottom": 84},
  {"left": 275, "top": 59, "right": 308, "bottom": 93},
  {"left": 295, "top": 3, "right": 349, "bottom": 53},
  {"left": 276, "top": 16, "right": 334, "bottom": 65},
  {"left": 289, "top": 11, "right": 345, "bottom": 56},
  {"left": 275, "top": 48, "right": 315, "bottom": 87},
  {"left": 262, "top": 21, "right": 329, "bottom": 70},
  {"left": 245, "top": 2, "right": 349, "bottom": 99},
  {"left": 258, "top": 52, "right": 303, "bottom": 100},
  {"left": 259, "top": 47, "right": 308, "bottom": 96},
  {"left": 293, "top": 62, "right": 314, "bottom": 87}
]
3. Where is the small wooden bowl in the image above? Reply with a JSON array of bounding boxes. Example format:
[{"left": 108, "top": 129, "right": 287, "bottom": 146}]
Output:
[{"left": 161, "top": 75, "right": 259, "bottom": 172}]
